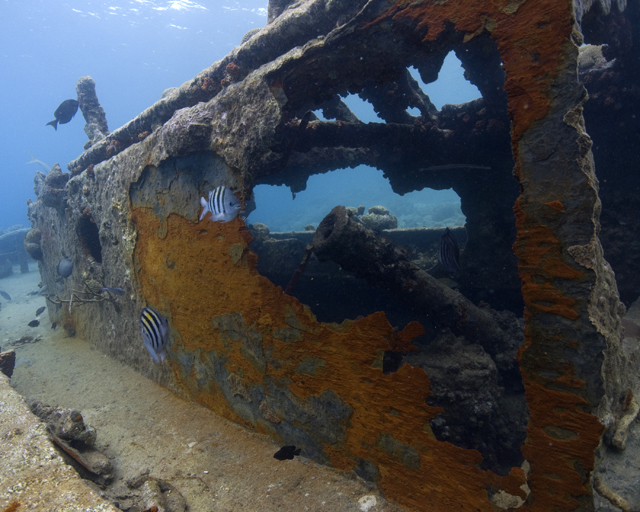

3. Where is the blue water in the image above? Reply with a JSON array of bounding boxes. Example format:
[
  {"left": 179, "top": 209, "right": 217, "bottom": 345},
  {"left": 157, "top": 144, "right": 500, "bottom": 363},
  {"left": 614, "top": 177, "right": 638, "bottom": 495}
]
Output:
[
  {"left": 249, "top": 52, "right": 481, "bottom": 231},
  {"left": 0, "top": 1, "right": 479, "bottom": 233}
]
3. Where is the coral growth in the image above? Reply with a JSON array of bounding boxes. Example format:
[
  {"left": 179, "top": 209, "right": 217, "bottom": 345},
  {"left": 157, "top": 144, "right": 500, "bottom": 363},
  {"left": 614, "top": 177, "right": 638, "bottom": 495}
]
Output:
[
  {"left": 105, "top": 139, "right": 121, "bottom": 157},
  {"left": 200, "top": 76, "right": 215, "bottom": 92},
  {"left": 225, "top": 62, "right": 241, "bottom": 79}
]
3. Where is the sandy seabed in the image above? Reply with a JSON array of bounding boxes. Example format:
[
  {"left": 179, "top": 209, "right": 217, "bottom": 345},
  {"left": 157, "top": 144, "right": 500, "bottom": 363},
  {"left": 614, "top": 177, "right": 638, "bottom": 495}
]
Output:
[{"left": 1, "top": 265, "right": 405, "bottom": 512}]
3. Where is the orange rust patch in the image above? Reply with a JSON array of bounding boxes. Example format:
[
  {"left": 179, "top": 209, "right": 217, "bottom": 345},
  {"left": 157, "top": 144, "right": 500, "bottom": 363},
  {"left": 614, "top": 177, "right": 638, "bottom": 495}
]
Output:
[
  {"left": 390, "top": 321, "right": 422, "bottom": 353},
  {"left": 521, "top": 281, "right": 579, "bottom": 320},
  {"left": 522, "top": 380, "right": 604, "bottom": 510},
  {"left": 513, "top": 207, "right": 584, "bottom": 320},
  {"left": 132, "top": 208, "right": 527, "bottom": 511},
  {"left": 514, "top": 192, "right": 602, "bottom": 509},
  {"left": 381, "top": 0, "right": 572, "bottom": 142},
  {"left": 554, "top": 364, "right": 587, "bottom": 389},
  {"left": 545, "top": 200, "right": 565, "bottom": 212}
]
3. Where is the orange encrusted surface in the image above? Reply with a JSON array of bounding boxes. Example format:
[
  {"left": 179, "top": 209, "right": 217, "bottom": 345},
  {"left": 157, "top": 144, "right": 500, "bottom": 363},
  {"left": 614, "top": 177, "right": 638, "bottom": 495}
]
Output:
[
  {"left": 384, "top": 0, "right": 573, "bottom": 142},
  {"left": 132, "top": 208, "right": 527, "bottom": 511}
]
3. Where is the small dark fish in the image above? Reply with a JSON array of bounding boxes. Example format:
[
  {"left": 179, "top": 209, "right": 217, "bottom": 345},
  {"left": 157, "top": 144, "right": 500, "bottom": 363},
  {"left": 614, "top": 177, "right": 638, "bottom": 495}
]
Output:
[
  {"left": 200, "top": 186, "right": 242, "bottom": 223},
  {"left": 0, "top": 290, "right": 11, "bottom": 301},
  {"left": 51, "top": 322, "right": 57, "bottom": 330},
  {"left": 36, "top": 306, "right": 46, "bottom": 316},
  {"left": 57, "top": 257, "right": 74, "bottom": 278},
  {"left": 101, "top": 287, "right": 126, "bottom": 296},
  {"left": 273, "top": 445, "right": 301, "bottom": 461},
  {"left": 139, "top": 307, "right": 169, "bottom": 363},
  {"left": 438, "top": 227, "right": 461, "bottom": 274},
  {"left": 46, "top": 99, "right": 79, "bottom": 130},
  {"left": 28, "top": 320, "right": 40, "bottom": 327}
]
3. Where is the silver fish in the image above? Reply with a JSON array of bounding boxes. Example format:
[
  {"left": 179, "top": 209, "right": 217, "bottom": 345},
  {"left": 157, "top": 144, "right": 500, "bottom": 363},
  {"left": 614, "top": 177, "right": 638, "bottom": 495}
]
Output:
[
  {"left": 101, "top": 287, "right": 126, "bottom": 296},
  {"left": 199, "top": 186, "right": 242, "bottom": 223},
  {"left": 57, "top": 257, "right": 74, "bottom": 278},
  {"left": 0, "top": 290, "right": 11, "bottom": 301},
  {"left": 438, "top": 228, "right": 461, "bottom": 274},
  {"left": 139, "top": 308, "right": 169, "bottom": 363},
  {"left": 27, "top": 152, "right": 51, "bottom": 174}
]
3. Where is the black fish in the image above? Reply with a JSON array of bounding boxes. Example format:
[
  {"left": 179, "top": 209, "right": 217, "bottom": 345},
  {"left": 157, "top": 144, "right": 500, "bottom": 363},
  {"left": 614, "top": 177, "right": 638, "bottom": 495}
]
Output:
[
  {"left": 273, "top": 445, "right": 301, "bottom": 461},
  {"left": 57, "top": 257, "right": 74, "bottom": 278},
  {"left": 28, "top": 320, "right": 40, "bottom": 327},
  {"left": 46, "top": 99, "right": 79, "bottom": 130},
  {"left": 0, "top": 290, "right": 11, "bottom": 301},
  {"left": 51, "top": 322, "right": 57, "bottom": 330},
  {"left": 36, "top": 306, "right": 46, "bottom": 316},
  {"left": 438, "top": 228, "right": 461, "bottom": 274}
]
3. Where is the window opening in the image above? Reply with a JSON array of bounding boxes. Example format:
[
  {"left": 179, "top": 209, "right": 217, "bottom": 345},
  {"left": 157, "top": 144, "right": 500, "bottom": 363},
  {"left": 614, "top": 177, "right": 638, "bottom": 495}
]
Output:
[
  {"left": 76, "top": 209, "right": 103, "bottom": 264},
  {"left": 248, "top": 166, "right": 464, "bottom": 232},
  {"left": 247, "top": 165, "right": 467, "bottom": 326},
  {"left": 340, "top": 93, "right": 382, "bottom": 123},
  {"left": 409, "top": 51, "right": 481, "bottom": 110}
]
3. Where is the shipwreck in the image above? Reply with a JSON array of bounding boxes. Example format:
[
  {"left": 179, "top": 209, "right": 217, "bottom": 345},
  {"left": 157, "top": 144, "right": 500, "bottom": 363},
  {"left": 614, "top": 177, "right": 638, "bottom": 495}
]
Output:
[{"left": 24, "top": 0, "right": 640, "bottom": 510}]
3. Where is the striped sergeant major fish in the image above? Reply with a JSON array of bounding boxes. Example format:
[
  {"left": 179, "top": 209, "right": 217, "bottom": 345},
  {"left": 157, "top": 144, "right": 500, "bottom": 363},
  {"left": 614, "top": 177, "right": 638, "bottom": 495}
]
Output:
[
  {"left": 199, "top": 185, "right": 242, "bottom": 223},
  {"left": 139, "top": 307, "right": 169, "bottom": 363},
  {"left": 438, "top": 227, "right": 462, "bottom": 274}
]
